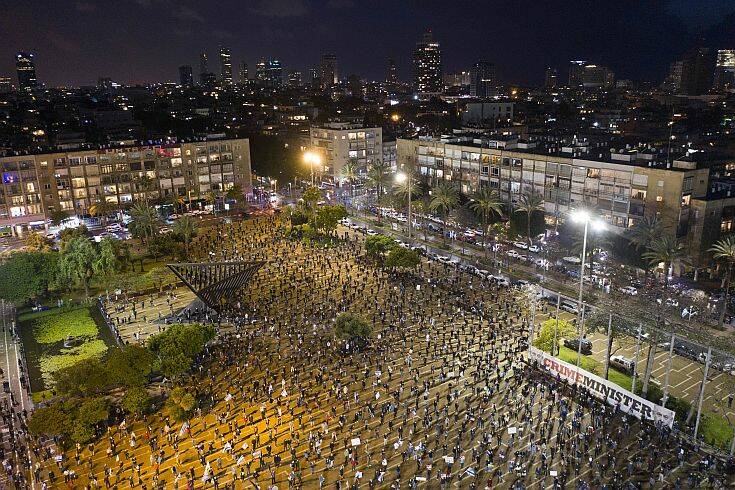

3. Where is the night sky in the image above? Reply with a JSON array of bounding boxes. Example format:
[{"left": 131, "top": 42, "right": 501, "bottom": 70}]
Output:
[{"left": 1, "top": 0, "right": 734, "bottom": 87}]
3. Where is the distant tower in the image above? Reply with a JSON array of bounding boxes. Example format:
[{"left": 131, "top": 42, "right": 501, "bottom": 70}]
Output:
[
  {"left": 470, "top": 61, "right": 496, "bottom": 97},
  {"left": 320, "top": 54, "right": 338, "bottom": 88},
  {"left": 15, "top": 52, "right": 37, "bottom": 91},
  {"left": 199, "top": 52, "right": 209, "bottom": 83},
  {"left": 238, "top": 62, "right": 249, "bottom": 82},
  {"left": 179, "top": 65, "right": 194, "bottom": 87},
  {"left": 386, "top": 58, "right": 398, "bottom": 84},
  {"left": 568, "top": 60, "right": 586, "bottom": 87},
  {"left": 219, "top": 47, "right": 233, "bottom": 85},
  {"left": 544, "top": 67, "right": 558, "bottom": 89},
  {"left": 413, "top": 29, "right": 442, "bottom": 96}
]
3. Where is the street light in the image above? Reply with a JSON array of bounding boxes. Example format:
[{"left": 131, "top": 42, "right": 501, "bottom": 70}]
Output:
[
  {"left": 395, "top": 171, "right": 412, "bottom": 239},
  {"left": 303, "top": 151, "right": 322, "bottom": 186},
  {"left": 570, "top": 209, "right": 605, "bottom": 370}
]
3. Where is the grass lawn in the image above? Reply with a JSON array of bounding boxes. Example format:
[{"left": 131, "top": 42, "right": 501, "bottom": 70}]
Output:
[
  {"left": 556, "top": 346, "right": 633, "bottom": 391},
  {"left": 699, "top": 414, "right": 735, "bottom": 451},
  {"left": 38, "top": 339, "right": 108, "bottom": 383},
  {"left": 24, "top": 307, "right": 99, "bottom": 345}
]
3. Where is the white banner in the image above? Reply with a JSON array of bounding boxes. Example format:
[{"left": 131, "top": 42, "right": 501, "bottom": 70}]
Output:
[{"left": 529, "top": 346, "right": 675, "bottom": 428}]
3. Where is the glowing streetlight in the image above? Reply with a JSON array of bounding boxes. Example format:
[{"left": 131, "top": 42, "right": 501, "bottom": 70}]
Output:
[
  {"left": 303, "top": 151, "right": 322, "bottom": 186},
  {"left": 395, "top": 171, "right": 411, "bottom": 239},
  {"left": 390, "top": 114, "right": 401, "bottom": 123},
  {"left": 570, "top": 209, "right": 605, "bottom": 371}
]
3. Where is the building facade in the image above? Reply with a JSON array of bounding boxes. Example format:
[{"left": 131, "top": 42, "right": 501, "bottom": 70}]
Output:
[
  {"left": 320, "top": 54, "right": 338, "bottom": 88},
  {"left": 310, "top": 123, "right": 383, "bottom": 182},
  {"left": 0, "top": 138, "right": 251, "bottom": 236},
  {"left": 397, "top": 135, "right": 709, "bottom": 241},
  {"left": 179, "top": 65, "right": 194, "bottom": 87},
  {"left": 219, "top": 47, "right": 233, "bottom": 85},
  {"left": 16, "top": 52, "right": 37, "bottom": 91},
  {"left": 470, "top": 61, "right": 496, "bottom": 97},
  {"left": 413, "top": 29, "right": 443, "bottom": 96}
]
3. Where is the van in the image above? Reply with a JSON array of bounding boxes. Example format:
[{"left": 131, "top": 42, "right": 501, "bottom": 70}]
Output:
[
  {"left": 610, "top": 355, "right": 636, "bottom": 374},
  {"left": 563, "top": 338, "right": 592, "bottom": 355}
]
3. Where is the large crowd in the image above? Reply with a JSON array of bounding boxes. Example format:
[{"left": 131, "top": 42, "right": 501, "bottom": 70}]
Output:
[{"left": 18, "top": 216, "right": 734, "bottom": 488}]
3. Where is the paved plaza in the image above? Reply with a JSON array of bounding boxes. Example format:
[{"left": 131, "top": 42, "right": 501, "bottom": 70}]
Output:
[{"left": 32, "top": 217, "right": 733, "bottom": 489}]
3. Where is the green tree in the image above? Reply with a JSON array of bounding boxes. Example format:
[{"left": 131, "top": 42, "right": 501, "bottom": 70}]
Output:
[
  {"left": 367, "top": 160, "right": 390, "bottom": 224},
  {"left": 334, "top": 312, "right": 372, "bottom": 352},
  {"left": 89, "top": 199, "right": 115, "bottom": 225},
  {"left": 105, "top": 344, "right": 154, "bottom": 388},
  {"left": 365, "top": 235, "right": 397, "bottom": 259},
  {"left": 429, "top": 182, "right": 459, "bottom": 245},
  {"left": 642, "top": 235, "right": 689, "bottom": 286},
  {"left": 315, "top": 205, "right": 347, "bottom": 236},
  {"left": 301, "top": 186, "right": 321, "bottom": 222},
  {"left": 122, "top": 386, "right": 151, "bottom": 417},
  {"left": 172, "top": 215, "right": 199, "bottom": 257},
  {"left": 94, "top": 237, "right": 123, "bottom": 277},
  {"left": 167, "top": 386, "right": 197, "bottom": 421},
  {"left": 515, "top": 192, "right": 544, "bottom": 244},
  {"left": 54, "top": 358, "right": 109, "bottom": 395},
  {"left": 77, "top": 397, "right": 109, "bottom": 429},
  {"left": 225, "top": 183, "right": 244, "bottom": 201},
  {"left": 628, "top": 215, "right": 666, "bottom": 251},
  {"left": 341, "top": 159, "right": 359, "bottom": 196},
  {"left": 58, "top": 225, "right": 89, "bottom": 250},
  {"left": 0, "top": 252, "right": 57, "bottom": 305},
  {"left": 28, "top": 404, "right": 72, "bottom": 438},
  {"left": 128, "top": 203, "right": 160, "bottom": 243},
  {"left": 147, "top": 323, "right": 216, "bottom": 380},
  {"left": 168, "top": 193, "right": 185, "bottom": 214},
  {"left": 135, "top": 175, "right": 155, "bottom": 203},
  {"left": 709, "top": 235, "right": 735, "bottom": 329},
  {"left": 385, "top": 247, "right": 421, "bottom": 270},
  {"left": 24, "top": 232, "right": 53, "bottom": 252},
  {"left": 57, "top": 236, "right": 99, "bottom": 297},
  {"left": 49, "top": 209, "right": 70, "bottom": 227},
  {"left": 468, "top": 188, "right": 504, "bottom": 258},
  {"left": 532, "top": 318, "right": 576, "bottom": 354}
]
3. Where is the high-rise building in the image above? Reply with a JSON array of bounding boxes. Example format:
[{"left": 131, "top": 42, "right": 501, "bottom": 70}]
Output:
[
  {"left": 0, "top": 77, "right": 12, "bottom": 93},
  {"left": 238, "top": 62, "right": 248, "bottom": 82},
  {"left": 663, "top": 61, "right": 684, "bottom": 92},
  {"left": 568, "top": 60, "right": 586, "bottom": 87},
  {"left": 287, "top": 70, "right": 302, "bottom": 87},
  {"left": 714, "top": 49, "right": 735, "bottom": 90},
  {"left": 309, "top": 68, "right": 320, "bottom": 88},
  {"left": 219, "top": 47, "right": 233, "bottom": 85},
  {"left": 679, "top": 48, "right": 715, "bottom": 95},
  {"left": 581, "top": 64, "right": 615, "bottom": 89},
  {"left": 386, "top": 58, "right": 398, "bottom": 84},
  {"left": 544, "top": 67, "right": 558, "bottom": 89},
  {"left": 179, "top": 65, "right": 194, "bottom": 87},
  {"left": 15, "top": 52, "right": 37, "bottom": 91},
  {"left": 470, "top": 61, "right": 496, "bottom": 97},
  {"left": 256, "top": 59, "right": 283, "bottom": 87},
  {"left": 199, "top": 52, "right": 208, "bottom": 76},
  {"left": 413, "top": 29, "right": 443, "bottom": 96},
  {"left": 320, "top": 54, "right": 338, "bottom": 88}
]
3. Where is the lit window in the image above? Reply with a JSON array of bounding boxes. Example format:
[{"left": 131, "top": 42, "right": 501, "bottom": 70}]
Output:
[{"left": 656, "top": 196, "right": 663, "bottom": 202}]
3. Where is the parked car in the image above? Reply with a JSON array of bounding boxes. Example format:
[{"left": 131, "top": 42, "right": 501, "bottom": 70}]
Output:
[
  {"left": 563, "top": 338, "right": 593, "bottom": 355},
  {"left": 528, "top": 245, "right": 541, "bottom": 253},
  {"left": 619, "top": 286, "right": 638, "bottom": 296},
  {"left": 610, "top": 355, "right": 636, "bottom": 374},
  {"left": 513, "top": 241, "right": 529, "bottom": 250}
]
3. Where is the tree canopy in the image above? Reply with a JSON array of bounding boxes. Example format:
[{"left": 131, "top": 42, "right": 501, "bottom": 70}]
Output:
[
  {"left": 0, "top": 251, "right": 57, "bottom": 305},
  {"left": 147, "top": 323, "right": 215, "bottom": 379}
]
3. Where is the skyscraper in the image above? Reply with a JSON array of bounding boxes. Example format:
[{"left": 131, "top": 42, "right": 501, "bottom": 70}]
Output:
[
  {"left": 413, "top": 29, "right": 442, "bottom": 96},
  {"left": 256, "top": 59, "right": 283, "bottom": 87},
  {"left": 199, "top": 52, "right": 208, "bottom": 76},
  {"left": 320, "top": 54, "right": 338, "bottom": 88},
  {"left": 386, "top": 58, "right": 398, "bottom": 84},
  {"left": 544, "top": 67, "right": 558, "bottom": 89},
  {"left": 0, "top": 77, "right": 12, "bottom": 94},
  {"left": 714, "top": 49, "right": 735, "bottom": 90},
  {"left": 470, "top": 61, "right": 496, "bottom": 97},
  {"left": 219, "top": 47, "right": 233, "bottom": 85},
  {"left": 309, "top": 68, "right": 320, "bottom": 89},
  {"left": 568, "top": 60, "right": 586, "bottom": 87},
  {"left": 15, "top": 52, "right": 37, "bottom": 91},
  {"left": 238, "top": 62, "right": 249, "bottom": 83},
  {"left": 287, "top": 70, "right": 303, "bottom": 87},
  {"left": 679, "top": 47, "right": 715, "bottom": 95},
  {"left": 179, "top": 65, "right": 194, "bottom": 87}
]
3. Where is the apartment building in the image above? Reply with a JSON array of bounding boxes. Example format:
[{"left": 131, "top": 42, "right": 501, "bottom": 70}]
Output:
[
  {"left": 309, "top": 122, "right": 383, "bottom": 181},
  {"left": 397, "top": 134, "right": 709, "bottom": 239},
  {"left": 0, "top": 137, "right": 251, "bottom": 236}
]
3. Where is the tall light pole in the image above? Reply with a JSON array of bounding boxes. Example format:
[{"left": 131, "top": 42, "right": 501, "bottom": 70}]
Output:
[
  {"left": 395, "top": 171, "right": 412, "bottom": 239},
  {"left": 303, "top": 151, "right": 321, "bottom": 187},
  {"left": 570, "top": 209, "right": 605, "bottom": 369}
]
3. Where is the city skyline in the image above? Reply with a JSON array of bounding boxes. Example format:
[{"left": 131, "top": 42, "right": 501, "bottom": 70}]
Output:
[{"left": 1, "top": 0, "right": 735, "bottom": 87}]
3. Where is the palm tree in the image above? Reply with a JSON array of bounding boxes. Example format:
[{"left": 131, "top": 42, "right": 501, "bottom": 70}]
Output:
[
  {"left": 429, "top": 182, "right": 459, "bottom": 246},
  {"left": 628, "top": 215, "right": 666, "bottom": 251},
  {"left": 468, "top": 188, "right": 503, "bottom": 258},
  {"left": 173, "top": 215, "right": 199, "bottom": 258},
  {"left": 135, "top": 175, "right": 154, "bottom": 204},
  {"left": 514, "top": 192, "right": 544, "bottom": 244},
  {"left": 89, "top": 198, "right": 115, "bottom": 226},
  {"left": 709, "top": 235, "right": 735, "bottom": 328},
  {"left": 205, "top": 191, "right": 218, "bottom": 215},
  {"left": 642, "top": 235, "right": 688, "bottom": 286},
  {"left": 168, "top": 193, "right": 185, "bottom": 214},
  {"left": 128, "top": 203, "right": 160, "bottom": 244},
  {"left": 367, "top": 160, "right": 390, "bottom": 224},
  {"left": 341, "top": 159, "right": 359, "bottom": 197}
]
